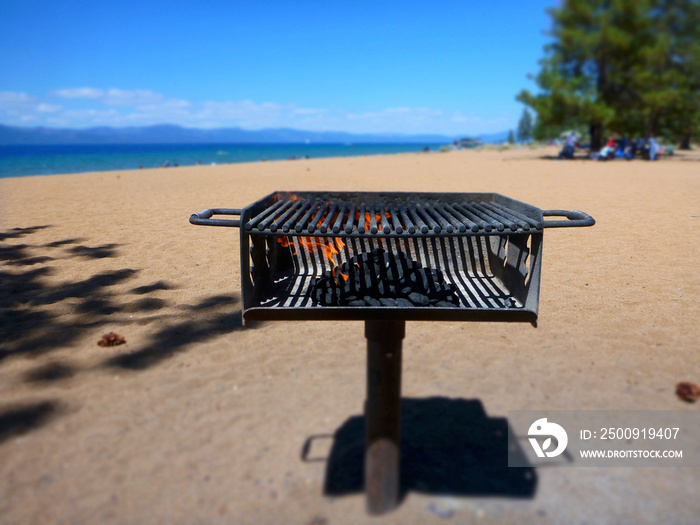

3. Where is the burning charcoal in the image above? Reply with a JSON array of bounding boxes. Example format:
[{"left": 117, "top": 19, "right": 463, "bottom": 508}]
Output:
[
  {"left": 396, "top": 251, "right": 420, "bottom": 269},
  {"left": 363, "top": 268, "right": 373, "bottom": 290},
  {"left": 410, "top": 268, "right": 442, "bottom": 290},
  {"left": 408, "top": 292, "right": 430, "bottom": 306},
  {"left": 408, "top": 270, "right": 423, "bottom": 288},
  {"left": 436, "top": 300, "right": 458, "bottom": 308},
  {"left": 434, "top": 282, "right": 452, "bottom": 294},
  {"left": 385, "top": 264, "right": 404, "bottom": 282},
  {"left": 364, "top": 296, "right": 381, "bottom": 307},
  {"left": 360, "top": 249, "right": 383, "bottom": 263},
  {"left": 373, "top": 263, "right": 385, "bottom": 280},
  {"left": 309, "top": 247, "right": 460, "bottom": 308}
]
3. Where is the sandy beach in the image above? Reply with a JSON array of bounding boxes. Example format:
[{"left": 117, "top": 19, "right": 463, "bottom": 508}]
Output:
[{"left": 1, "top": 146, "right": 699, "bottom": 524}]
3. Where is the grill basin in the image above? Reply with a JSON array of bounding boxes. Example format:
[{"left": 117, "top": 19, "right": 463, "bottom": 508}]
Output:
[{"left": 191, "top": 191, "right": 594, "bottom": 324}]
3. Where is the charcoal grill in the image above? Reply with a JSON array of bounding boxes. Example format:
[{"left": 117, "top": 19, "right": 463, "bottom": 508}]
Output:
[{"left": 190, "top": 191, "right": 594, "bottom": 513}]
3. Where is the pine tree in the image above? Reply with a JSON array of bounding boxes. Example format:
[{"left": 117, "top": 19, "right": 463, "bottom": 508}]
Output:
[
  {"left": 517, "top": 0, "right": 700, "bottom": 150},
  {"left": 655, "top": 0, "right": 700, "bottom": 149},
  {"left": 507, "top": 130, "right": 516, "bottom": 144},
  {"left": 516, "top": 109, "right": 533, "bottom": 142}
]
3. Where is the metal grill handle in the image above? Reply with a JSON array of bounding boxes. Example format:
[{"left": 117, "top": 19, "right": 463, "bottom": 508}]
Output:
[
  {"left": 189, "top": 208, "right": 242, "bottom": 227},
  {"left": 542, "top": 209, "right": 595, "bottom": 228}
]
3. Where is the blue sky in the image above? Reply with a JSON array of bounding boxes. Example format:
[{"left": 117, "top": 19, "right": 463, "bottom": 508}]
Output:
[{"left": 0, "top": 1, "right": 556, "bottom": 135}]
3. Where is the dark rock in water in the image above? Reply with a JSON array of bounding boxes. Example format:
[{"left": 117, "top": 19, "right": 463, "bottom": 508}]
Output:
[
  {"left": 379, "top": 298, "right": 398, "bottom": 307},
  {"left": 396, "top": 298, "right": 414, "bottom": 307}
]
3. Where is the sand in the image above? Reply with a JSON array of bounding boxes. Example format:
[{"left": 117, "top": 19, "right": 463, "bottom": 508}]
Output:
[{"left": 1, "top": 146, "right": 699, "bottom": 524}]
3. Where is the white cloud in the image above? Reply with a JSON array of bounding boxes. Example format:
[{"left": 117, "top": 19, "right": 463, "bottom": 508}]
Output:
[
  {"left": 0, "top": 91, "right": 36, "bottom": 110},
  {"left": 37, "top": 103, "right": 63, "bottom": 113},
  {"left": 0, "top": 91, "right": 34, "bottom": 102},
  {"left": 103, "top": 89, "right": 163, "bottom": 106},
  {"left": 1, "top": 87, "right": 516, "bottom": 134},
  {"left": 52, "top": 87, "right": 189, "bottom": 108},
  {"left": 52, "top": 87, "right": 104, "bottom": 99}
]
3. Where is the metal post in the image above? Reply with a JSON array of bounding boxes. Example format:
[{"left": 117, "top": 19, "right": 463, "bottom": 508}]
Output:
[{"left": 364, "top": 319, "right": 405, "bottom": 515}]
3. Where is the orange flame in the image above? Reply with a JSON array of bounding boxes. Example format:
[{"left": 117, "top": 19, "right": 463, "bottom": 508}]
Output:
[
  {"left": 278, "top": 236, "right": 297, "bottom": 253},
  {"left": 275, "top": 193, "right": 301, "bottom": 203},
  {"left": 278, "top": 236, "right": 347, "bottom": 280}
]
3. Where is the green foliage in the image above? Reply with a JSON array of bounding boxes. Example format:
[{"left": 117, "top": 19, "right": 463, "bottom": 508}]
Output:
[
  {"left": 518, "top": 0, "right": 700, "bottom": 150},
  {"left": 516, "top": 109, "right": 534, "bottom": 142}
]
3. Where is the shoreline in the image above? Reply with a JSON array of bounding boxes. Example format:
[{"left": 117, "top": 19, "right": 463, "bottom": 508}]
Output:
[
  {"left": 3, "top": 141, "right": 697, "bottom": 181},
  {"left": 0, "top": 142, "right": 451, "bottom": 179}
]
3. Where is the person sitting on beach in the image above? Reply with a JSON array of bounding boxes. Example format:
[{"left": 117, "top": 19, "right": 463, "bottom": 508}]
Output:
[
  {"left": 598, "top": 137, "right": 618, "bottom": 161},
  {"left": 558, "top": 132, "right": 577, "bottom": 159},
  {"left": 624, "top": 138, "right": 641, "bottom": 160},
  {"left": 648, "top": 136, "right": 660, "bottom": 161},
  {"left": 616, "top": 137, "right": 628, "bottom": 158}
]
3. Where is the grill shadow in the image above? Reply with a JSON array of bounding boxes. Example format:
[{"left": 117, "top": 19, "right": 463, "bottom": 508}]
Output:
[{"left": 306, "top": 397, "right": 536, "bottom": 501}]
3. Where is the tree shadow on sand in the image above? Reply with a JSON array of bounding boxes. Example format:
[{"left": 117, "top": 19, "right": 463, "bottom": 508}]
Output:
[
  {"left": 103, "top": 294, "right": 260, "bottom": 371},
  {"left": 1, "top": 225, "right": 262, "bottom": 444},
  {"left": 1, "top": 236, "right": 138, "bottom": 360},
  {"left": 0, "top": 400, "right": 64, "bottom": 444},
  {"left": 1, "top": 226, "right": 259, "bottom": 368}
]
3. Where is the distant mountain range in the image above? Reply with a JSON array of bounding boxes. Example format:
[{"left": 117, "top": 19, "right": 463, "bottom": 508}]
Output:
[{"left": 0, "top": 123, "right": 509, "bottom": 146}]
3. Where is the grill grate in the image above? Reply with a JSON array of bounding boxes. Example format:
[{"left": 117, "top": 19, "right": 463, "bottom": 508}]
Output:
[{"left": 244, "top": 193, "right": 544, "bottom": 236}]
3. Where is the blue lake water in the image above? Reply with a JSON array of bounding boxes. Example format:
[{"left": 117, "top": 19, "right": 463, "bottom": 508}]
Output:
[{"left": 0, "top": 143, "right": 446, "bottom": 178}]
